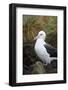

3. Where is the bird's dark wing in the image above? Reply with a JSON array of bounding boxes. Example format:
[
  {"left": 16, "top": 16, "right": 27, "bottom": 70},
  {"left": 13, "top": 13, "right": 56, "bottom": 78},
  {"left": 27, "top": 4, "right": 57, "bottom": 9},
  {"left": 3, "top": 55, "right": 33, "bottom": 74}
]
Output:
[{"left": 44, "top": 43, "right": 57, "bottom": 57}]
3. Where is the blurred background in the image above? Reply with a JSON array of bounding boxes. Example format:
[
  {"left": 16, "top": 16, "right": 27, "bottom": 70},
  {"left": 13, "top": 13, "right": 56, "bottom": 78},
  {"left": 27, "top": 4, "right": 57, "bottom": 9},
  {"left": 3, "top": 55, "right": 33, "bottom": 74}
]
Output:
[
  {"left": 23, "top": 15, "right": 57, "bottom": 75},
  {"left": 23, "top": 15, "right": 57, "bottom": 48}
]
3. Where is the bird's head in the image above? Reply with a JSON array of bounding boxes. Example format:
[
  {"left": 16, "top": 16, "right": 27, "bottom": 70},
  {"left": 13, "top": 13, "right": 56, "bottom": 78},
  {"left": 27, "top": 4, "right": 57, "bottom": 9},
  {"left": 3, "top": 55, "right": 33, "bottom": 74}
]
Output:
[{"left": 34, "top": 31, "right": 46, "bottom": 40}]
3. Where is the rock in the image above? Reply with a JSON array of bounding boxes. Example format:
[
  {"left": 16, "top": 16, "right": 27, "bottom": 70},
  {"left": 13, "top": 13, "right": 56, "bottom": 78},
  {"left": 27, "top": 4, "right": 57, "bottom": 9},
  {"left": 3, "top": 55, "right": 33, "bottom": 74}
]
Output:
[
  {"left": 51, "top": 60, "right": 57, "bottom": 68},
  {"left": 45, "top": 60, "right": 57, "bottom": 73}
]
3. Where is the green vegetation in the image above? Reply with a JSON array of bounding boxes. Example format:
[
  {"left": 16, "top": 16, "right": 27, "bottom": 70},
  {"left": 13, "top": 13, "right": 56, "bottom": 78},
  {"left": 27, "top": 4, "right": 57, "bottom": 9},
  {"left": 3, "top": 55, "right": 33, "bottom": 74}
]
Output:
[{"left": 23, "top": 15, "right": 57, "bottom": 48}]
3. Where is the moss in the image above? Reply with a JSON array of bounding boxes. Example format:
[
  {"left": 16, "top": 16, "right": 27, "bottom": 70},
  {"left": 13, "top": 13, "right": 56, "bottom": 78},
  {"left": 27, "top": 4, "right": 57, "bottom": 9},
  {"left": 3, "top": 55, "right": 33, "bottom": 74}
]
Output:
[{"left": 32, "top": 61, "right": 46, "bottom": 74}]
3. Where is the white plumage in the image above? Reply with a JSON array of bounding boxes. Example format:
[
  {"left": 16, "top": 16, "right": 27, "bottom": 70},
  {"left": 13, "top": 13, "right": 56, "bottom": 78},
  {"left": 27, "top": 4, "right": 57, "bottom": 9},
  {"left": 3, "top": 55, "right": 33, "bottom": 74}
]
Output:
[{"left": 34, "top": 31, "right": 57, "bottom": 65}]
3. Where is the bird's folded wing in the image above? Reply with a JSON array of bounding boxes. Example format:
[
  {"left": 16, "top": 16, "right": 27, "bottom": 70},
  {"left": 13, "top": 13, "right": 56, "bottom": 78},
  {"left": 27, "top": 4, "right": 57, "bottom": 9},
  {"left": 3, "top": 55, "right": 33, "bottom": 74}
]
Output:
[{"left": 44, "top": 43, "right": 57, "bottom": 57}]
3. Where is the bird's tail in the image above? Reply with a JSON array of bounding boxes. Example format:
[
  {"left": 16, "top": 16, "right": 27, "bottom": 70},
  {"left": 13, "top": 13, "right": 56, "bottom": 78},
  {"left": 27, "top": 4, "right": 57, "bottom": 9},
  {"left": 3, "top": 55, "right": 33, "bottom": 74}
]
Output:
[{"left": 50, "top": 57, "right": 57, "bottom": 61}]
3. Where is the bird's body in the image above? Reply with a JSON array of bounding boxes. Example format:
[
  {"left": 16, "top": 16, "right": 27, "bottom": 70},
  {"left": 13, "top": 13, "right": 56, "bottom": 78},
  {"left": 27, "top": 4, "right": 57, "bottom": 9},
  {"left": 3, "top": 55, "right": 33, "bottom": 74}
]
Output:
[
  {"left": 35, "top": 39, "right": 51, "bottom": 64},
  {"left": 34, "top": 31, "right": 57, "bottom": 65}
]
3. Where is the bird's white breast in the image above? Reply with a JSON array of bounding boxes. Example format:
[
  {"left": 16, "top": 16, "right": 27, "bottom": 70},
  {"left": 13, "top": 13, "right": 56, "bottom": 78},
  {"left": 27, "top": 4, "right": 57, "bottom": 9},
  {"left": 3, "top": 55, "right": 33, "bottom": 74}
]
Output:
[{"left": 34, "top": 39, "right": 50, "bottom": 63}]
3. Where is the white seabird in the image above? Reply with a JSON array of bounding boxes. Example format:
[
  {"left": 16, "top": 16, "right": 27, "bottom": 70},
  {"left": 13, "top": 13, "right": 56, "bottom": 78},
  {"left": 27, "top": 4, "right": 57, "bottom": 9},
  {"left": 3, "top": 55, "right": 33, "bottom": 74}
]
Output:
[{"left": 34, "top": 31, "right": 57, "bottom": 65}]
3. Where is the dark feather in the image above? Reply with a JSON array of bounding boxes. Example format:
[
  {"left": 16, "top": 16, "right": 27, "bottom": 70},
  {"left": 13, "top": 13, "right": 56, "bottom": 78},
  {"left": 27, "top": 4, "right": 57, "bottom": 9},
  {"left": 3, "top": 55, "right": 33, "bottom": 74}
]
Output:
[{"left": 44, "top": 43, "right": 57, "bottom": 57}]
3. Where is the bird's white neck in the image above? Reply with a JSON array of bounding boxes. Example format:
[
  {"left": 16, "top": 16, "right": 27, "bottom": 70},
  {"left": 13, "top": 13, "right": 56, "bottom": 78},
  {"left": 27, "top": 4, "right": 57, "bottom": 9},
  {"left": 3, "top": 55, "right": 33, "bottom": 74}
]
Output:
[{"left": 35, "top": 38, "right": 46, "bottom": 46}]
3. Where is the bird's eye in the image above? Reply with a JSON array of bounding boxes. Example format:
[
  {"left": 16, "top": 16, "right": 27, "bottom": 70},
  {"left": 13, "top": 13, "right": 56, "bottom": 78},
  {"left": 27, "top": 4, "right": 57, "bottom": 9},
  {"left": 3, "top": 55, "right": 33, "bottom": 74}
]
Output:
[{"left": 40, "top": 34, "right": 43, "bottom": 35}]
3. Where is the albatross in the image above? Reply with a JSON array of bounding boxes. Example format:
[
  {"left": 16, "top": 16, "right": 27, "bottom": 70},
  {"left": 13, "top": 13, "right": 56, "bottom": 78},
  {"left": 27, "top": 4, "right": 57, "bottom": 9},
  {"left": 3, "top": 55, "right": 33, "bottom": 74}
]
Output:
[{"left": 34, "top": 31, "right": 57, "bottom": 65}]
